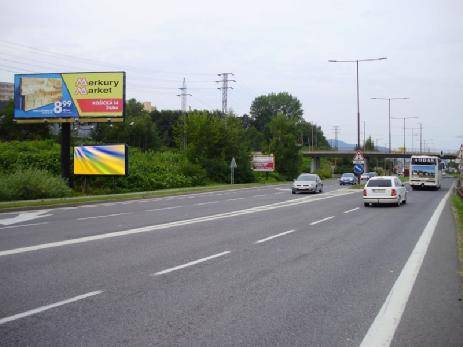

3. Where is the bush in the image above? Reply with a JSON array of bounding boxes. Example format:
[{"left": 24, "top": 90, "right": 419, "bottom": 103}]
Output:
[
  {"left": 0, "top": 140, "right": 61, "bottom": 175},
  {"left": 315, "top": 161, "right": 333, "bottom": 179},
  {"left": 0, "top": 169, "right": 72, "bottom": 201},
  {"left": 73, "top": 149, "right": 208, "bottom": 193}
]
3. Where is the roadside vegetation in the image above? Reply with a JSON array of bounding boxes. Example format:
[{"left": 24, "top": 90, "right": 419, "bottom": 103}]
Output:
[
  {"left": 452, "top": 194, "right": 463, "bottom": 276},
  {"left": 0, "top": 94, "right": 332, "bottom": 202}
]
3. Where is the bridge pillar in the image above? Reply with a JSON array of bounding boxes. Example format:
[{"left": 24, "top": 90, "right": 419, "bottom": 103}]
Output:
[{"left": 310, "top": 157, "right": 320, "bottom": 173}]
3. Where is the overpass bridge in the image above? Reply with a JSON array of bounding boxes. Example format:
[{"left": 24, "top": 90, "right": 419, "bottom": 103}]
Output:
[{"left": 302, "top": 150, "right": 458, "bottom": 173}]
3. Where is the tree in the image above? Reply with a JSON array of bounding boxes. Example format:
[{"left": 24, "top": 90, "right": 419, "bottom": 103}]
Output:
[
  {"left": 0, "top": 100, "right": 52, "bottom": 141},
  {"left": 296, "top": 120, "right": 331, "bottom": 150},
  {"left": 173, "top": 111, "right": 254, "bottom": 183},
  {"left": 364, "top": 136, "right": 375, "bottom": 151},
  {"left": 268, "top": 114, "right": 302, "bottom": 179},
  {"left": 150, "top": 110, "right": 182, "bottom": 148},
  {"left": 250, "top": 92, "right": 303, "bottom": 133}
]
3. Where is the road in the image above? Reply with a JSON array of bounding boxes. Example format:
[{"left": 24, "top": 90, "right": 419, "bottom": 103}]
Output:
[{"left": 0, "top": 178, "right": 462, "bottom": 346}]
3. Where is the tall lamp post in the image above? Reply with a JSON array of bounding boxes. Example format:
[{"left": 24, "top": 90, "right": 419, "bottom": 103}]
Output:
[
  {"left": 329, "top": 57, "right": 387, "bottom": 150},
  {"left": 371, "top": 97, "right": 410, "bottom": 153},
  {"left": 392, "top": 116, "right": 418, "bottom": 174}
]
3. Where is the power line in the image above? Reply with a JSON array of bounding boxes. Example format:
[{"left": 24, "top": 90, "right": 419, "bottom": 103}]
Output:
[{"left": 216, "top": 73, "right": 236, "bottom": 114}]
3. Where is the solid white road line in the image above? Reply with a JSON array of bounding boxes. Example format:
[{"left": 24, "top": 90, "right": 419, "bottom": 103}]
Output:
[
  {"left": 0, "top": 190, "right": 356, "bottom": 257},
  {"left": 255, "top": 229, "right": 296, "bottom": 244},
  {"left": 76, "top": 212, "right": 131, "bottom": 221},
  {"left": 195, "top": 201, "right": 219, "bottom": 206},
  {"left": 0, "top": 290, "right": 103, "bottom": 325},
  {"left": 145, "top": 206, "right": 182, "bottom": 212},
  {"left": 310, "top": 216, "right": 335, "bottom": 225},
  {"left": 226, "top": 198, "right": 245, "bottom": 201},
  {"left": 0, "top": 222, "right": 48, "bottom": 230},
  {"left": 253, "top": 194, "right": 266, "bottom": 197},
  {"left": 343, "top": 207, "right": 360, "bottom": 214},
  {"left": 360, "top": 186, "right": 453, "bottom": 347},
  {"left": 152, "top": 251, "right": 231, "bottom": 276}
]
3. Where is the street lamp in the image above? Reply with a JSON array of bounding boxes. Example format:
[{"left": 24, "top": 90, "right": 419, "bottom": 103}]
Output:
[
  {"left": 329, "top": 57, "right": 387, "bottom": 150},
  {"left": 392, "top": 116, "right": 418, "bottom": 173},
  {"left": 371, "top": 97, "right": 410, "bottom": 153}
]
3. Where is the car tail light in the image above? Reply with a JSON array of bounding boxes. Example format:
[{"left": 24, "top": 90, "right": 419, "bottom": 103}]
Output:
[
  {"left": 391, "top": 189, "right": 397, "bottom": 196},
  {"left": 363, "top": 189, "right": 367, "bottom": 196}
]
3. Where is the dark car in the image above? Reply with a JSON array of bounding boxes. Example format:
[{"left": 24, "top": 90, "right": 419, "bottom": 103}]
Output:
[{"left": 339, "top": 173, "right": 356, "bottom": 185}]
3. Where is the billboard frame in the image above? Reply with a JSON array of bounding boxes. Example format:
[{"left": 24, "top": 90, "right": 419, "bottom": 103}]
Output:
[
  {"left": 73, "top": 143, "right": 129, "bottom": 177},
  {"left": 13, "top": 71, "right": 126, "bottom": 124}
]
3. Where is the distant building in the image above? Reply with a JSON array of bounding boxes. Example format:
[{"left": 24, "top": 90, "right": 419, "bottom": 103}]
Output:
[
  {"left": 143, "top": 101, "right": 156, "bottom": 112},
  {"left": 0, "top": 82, "right": 14, "bottom": 102}
]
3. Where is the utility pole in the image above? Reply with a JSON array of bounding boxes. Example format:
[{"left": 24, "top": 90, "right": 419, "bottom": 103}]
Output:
[
  {"left": 392, "top": 115, "right": 418, "bottom": 174},
  {"left": 419, "top": 122, "right": 423, "bottom": 153},
  {"left": 177, "top": 78, "right": 191, "bottom": 150},
  {"left": 333, "top": 126, "right": 340, "bottom": 150},
  {"left": 371, "top": 97, "right": 410, "bottom": 153},
  {"left": 216, "top": 73, "right": 236, "bottom": 114},
  {"left": 363, "top": 120, "right": 366, "bottom": 149},
  {"left": 329, "top": 57, "right": 387, "bottom": 150}
]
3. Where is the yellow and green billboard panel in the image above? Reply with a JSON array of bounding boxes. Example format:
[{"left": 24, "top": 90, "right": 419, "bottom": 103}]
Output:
[{"left": 14, "top": 72, "right": 125, "bottom": 122}]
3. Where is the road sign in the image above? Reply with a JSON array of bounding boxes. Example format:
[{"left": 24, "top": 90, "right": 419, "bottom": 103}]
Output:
[
  {"left": 353, "top": 164, "right": 364, "bottom": 175},
  {"left": 230, "top": 157, "right": 237, "bottom": 184},
  {"left": 230, "top": 157, "right": 237, "bottom": 169},
  {"left": 353, "top": 150, "right": 365, "bottom": 164}
]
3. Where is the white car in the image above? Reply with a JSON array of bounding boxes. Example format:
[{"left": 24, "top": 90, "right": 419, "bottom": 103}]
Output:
[
  {"left": 292, "top": 173, "right": 323, "bottom": 194},
  {"left": 363, "top": 176, "right": 407, "bottom": 207}
]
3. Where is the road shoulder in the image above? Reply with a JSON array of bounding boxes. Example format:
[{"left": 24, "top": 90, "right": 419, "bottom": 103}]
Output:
[{"left": 392, "top": 198, "right": 463, "bottom": 346}]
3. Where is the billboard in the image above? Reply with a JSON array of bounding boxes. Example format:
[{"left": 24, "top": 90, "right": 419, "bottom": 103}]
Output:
[
  {"left": 74, "top": 144, "right": 128, "bottom": 176},
  {"left": 14, "top": 72, "right": 125, "bottom": 123},
  {"left": 251, "top": 154, "right": 275, "bottom": 172}
]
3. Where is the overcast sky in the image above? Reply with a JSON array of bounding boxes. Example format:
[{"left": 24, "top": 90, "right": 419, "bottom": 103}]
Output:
[{"left": 1, "top": 0, "right": 462, "bottom": 151}]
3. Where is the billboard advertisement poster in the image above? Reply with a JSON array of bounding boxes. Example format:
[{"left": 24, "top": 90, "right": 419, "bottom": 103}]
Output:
[
  {"left": 251, "top": 154, "right": 275, "bottom": 172},
  {"left": 74, "top": 144, "right": 128, "bottom": 176},
  {"left": 14, "top": 72, "right": 125, "bottom": 123}
]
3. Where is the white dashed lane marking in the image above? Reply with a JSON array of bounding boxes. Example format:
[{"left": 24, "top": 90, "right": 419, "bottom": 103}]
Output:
[{"left": 152, "top": 251, "right": 231, "bottom": 276}]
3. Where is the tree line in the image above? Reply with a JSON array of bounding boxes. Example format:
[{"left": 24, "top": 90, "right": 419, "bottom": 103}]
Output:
[{"left": 0, "top": 92, "right": 331, "bottom": 182}]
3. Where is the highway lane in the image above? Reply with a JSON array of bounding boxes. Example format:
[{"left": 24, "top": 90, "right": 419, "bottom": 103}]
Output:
[
  {"left": 0, "top": 180, "right": 342, "bottom": 250},
  {"left": 0, "top": 178, "right": 460, "bottom": 345}
]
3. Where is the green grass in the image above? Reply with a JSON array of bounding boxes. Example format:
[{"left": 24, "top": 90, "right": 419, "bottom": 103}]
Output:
[
  {"left": 0, "top": 181, "right": 289, "bottom": 211},
  {"left": 451, "top": 194, "right": 463, "bottom": 276}
]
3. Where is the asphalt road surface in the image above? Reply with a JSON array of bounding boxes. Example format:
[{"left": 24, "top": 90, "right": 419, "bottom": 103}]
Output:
[{"left": 0, "top": 178, "right": 462, "bottom": 346}]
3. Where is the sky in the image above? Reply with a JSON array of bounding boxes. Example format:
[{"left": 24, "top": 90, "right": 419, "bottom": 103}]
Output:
[{"left": 1, "top": 0, "right": 462, "bottom": 151}]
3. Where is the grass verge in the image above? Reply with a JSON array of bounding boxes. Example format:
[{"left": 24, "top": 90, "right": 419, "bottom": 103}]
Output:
[
  {"left": 0, "top": 182, "right": 289, "bottom": 212},
  {"left": 451, "top": 194, "right": 463, "bottom": 276}
]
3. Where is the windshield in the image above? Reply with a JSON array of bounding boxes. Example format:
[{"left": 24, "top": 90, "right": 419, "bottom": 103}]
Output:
[
  {"left": 297, "top": 174, "right": 316, "bottom": 181},
  {"left": 342, "top": 173, "right": 354, "bottom": 177},
  {"left": 367, "top": 179, "right": 392, "bottom": 187}
]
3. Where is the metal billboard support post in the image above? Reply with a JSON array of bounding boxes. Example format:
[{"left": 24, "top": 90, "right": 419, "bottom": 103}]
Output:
[{"left": 60, "top": 122, "right": 72, "bottom": 187}]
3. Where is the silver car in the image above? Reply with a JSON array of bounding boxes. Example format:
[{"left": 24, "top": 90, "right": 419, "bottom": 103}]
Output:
[{"left": 292, "top": 173, "right": 323, "bottom": 194}]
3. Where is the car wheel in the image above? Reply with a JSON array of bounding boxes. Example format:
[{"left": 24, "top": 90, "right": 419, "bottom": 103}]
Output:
[
  {"left": 319, "top": 185, "right": 323, "bottom": 193},
  {"left": 396, "top": 197, "right": 401, "bottom": 207},
  {"left": 364, "top": 202, "right": 369, "bottom": 207},
  {"left": 292, "top": 189, "right": 296, "bottom": 194}
]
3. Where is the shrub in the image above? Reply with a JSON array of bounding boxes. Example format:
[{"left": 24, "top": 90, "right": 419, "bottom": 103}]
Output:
[
  {"left": 315, "top": 162, "right": 333, "bottom": 179},
  {"left": 0, "top": 140, "right": 61, "bottom": 175},
  {"left": 0, "top": 169, "right": 72, "bottom": 201}
]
